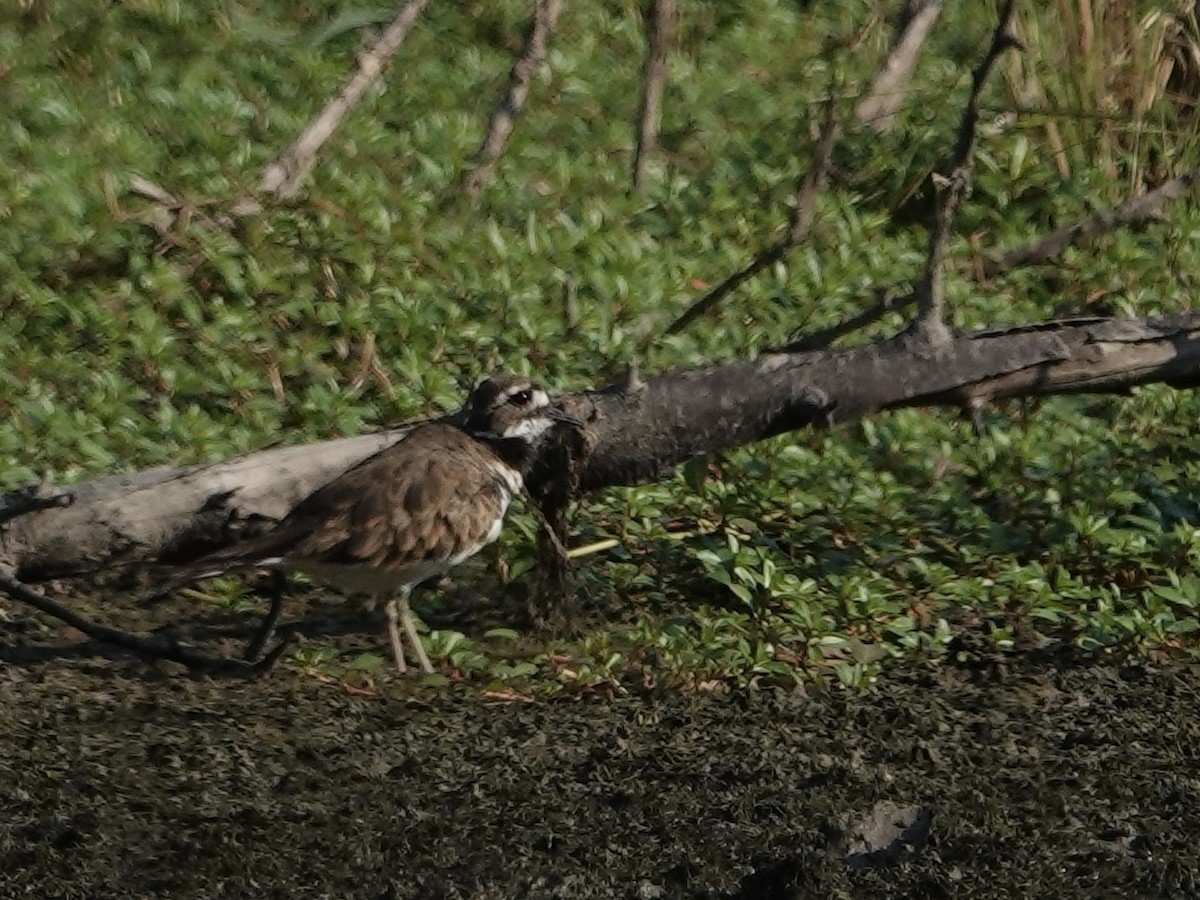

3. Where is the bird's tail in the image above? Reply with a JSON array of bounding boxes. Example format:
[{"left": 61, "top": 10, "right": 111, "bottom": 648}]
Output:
[{"left": 140, "top": 526, "right": 299, "bottom": 608}]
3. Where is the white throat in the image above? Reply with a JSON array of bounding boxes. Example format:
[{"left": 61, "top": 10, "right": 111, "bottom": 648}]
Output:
[
  {"left": 498, "top": 388, "right": 554, "bottom": 442},
  {"left": 501, "top": 414, "right": 555, "bottom": 442},
  {"left": 489, "top": 460, "right": 525, "bottom": 496}
]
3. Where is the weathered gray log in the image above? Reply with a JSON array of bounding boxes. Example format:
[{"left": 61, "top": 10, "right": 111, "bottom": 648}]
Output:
[{"left": 3, "top": 313, "right": 1199, "bottom": 583}]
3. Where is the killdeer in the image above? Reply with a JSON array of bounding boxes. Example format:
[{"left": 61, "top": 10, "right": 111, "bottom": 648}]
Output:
[{"left": 174, "top": 374, "right": 579, "bottom": 675}]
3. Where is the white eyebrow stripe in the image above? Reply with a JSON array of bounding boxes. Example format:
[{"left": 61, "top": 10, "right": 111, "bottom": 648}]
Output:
[{"left": 496, "top": 382, "right": 534, "bottom": 402}]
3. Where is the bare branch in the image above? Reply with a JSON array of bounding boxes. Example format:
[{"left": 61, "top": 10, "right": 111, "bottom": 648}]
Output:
[
  {"left": 893, "top": 0, "right": 927, "bottom": 35},
  {"left": 0, "top": 572, "right": 291, "bottom": 675},
  {"left": 259, "top": 0, "right": 431, "bottom": 200},
  {"left": 788, "top": 288, "right": 916, "bottom": 351},
  {"left": 597, "top": 315, "right": 1200, "bottom": 490},
  {"left": 463, "top": 0, "right": 563, "bottom": 200},
  {"left": 663, "top": 102, "right": 840, "bottom": 337},
  {"left": 793, "top": 169, "right": 1197, "bottom": 350},
  {"left": 910, "top": 0, "right": 1018, "bottom": 345},
  {"left": 632, "top": 0, "right": 676, "bottom": 193},
  {"left": 855, "top": 0, "right": 942, "bottom": 132},
  {"left": 983, "top": 168, "right": 1199, "bottom": 278}
]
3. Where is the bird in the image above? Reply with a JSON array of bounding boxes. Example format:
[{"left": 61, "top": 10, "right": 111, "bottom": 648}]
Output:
[{"left": 166, "top": 374, "right": 580, "bottom": 675}]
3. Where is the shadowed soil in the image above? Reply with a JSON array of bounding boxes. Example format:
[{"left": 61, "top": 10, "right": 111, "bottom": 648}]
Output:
[{"left": 2, "top": 599, "right": 1200, "bottom": 899}]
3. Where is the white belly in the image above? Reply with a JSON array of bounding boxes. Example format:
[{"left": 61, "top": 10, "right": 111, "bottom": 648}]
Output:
[{"left": 289, "top": 559, "right": 447, "bottom": 596}]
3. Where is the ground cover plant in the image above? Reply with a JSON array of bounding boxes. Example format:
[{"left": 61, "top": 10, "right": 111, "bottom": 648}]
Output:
[
  {"left": 4, "top": 0, "right": 1199, "bottom": 690},
  {"left": 3, "top": 1, "right": 1200, "bottom": 895}
]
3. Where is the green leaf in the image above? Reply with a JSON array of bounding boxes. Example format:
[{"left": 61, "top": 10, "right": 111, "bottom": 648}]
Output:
[
  {"left": 347, "top": 653, "right": 385, "bottom": 671},
  {"left": 484, "top": 628, "right": 521, "bottom": 641}
]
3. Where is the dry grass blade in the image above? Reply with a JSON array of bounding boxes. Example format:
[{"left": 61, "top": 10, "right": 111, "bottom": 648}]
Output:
[{"left": 1000, "top": 0, "right": 1198, "bottom": 189}]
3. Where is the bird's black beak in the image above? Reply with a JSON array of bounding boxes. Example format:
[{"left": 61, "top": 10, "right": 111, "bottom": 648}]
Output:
[{"left": 544, "top": 406, "right": 584, "bottom": 428}]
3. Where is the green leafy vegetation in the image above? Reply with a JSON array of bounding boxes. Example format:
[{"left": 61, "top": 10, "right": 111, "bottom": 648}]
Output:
[{"left": 4, "top": 0, "right": 1200, "bottom": 691}]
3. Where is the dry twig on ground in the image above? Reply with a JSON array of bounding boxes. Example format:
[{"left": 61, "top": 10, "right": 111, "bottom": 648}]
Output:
[
  {"left": 663, "top": 102, "right": 840, "bottom": 337},
  {"left": 464, "top": 0, "right": 563, "bottom": 200},
  {"left": 855, "top": 0, "right": 942, "bottom": 132},
  {"left": 632, "top": 0, "right": 675, "bottom": 193},
  {"left": 908, "top": 0, "right": 1019, "bottom": 345},
  {"left": 259, "top": 0, "right": 431, "bottom": 200},
  {"left": 0, "top": 572, "right": 291, "bottom": 675}
]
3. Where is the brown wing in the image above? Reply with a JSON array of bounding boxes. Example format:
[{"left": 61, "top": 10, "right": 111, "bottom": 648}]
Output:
[
  {"left": 170, "top": 424, "right": 510, "bottom": 587},
  {"left": 278, "top": 424, "right": 510, "bottom": 572}
]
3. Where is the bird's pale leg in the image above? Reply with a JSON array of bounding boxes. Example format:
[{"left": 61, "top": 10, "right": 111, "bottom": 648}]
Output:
[
  {"left": 398, "top": 590, "right": 434, "bottom": 674},
  {"left": 384, "top": 592, "right": 408, "bottom": 675}
]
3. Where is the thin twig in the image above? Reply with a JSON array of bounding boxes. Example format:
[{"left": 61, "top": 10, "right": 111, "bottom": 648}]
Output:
[
  {"left": 632, "top": 0, "right": 675, "bottom": 193},
  {"left": 0, "top": 572, "right": 292, "bottom": 676},
  {"left": 855, "top": 0, "right": 942, "bottom": 132},
  {"left": 243, "top": 571, "right": 287, "bottom": 662},
  {"left": 463, "top": 0, "right": 563, "bottom": 200},
  {"left": 259, "top": 0, "right": 432, "bottom": 200},
  {"left": 663, "top": 101, "right": 840, "bottom": 337},
  {"left": 983, "top": 168, "right": 1199, "bottom": 278},
  {"left": 909, "top": 0, "right": 1019, "bottom": 344},
  {"left": 785, "top": 289, "right": 917, "bottom": 352}
]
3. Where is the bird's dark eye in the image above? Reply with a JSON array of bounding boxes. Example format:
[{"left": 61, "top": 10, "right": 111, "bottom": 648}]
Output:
[{"left": 508, "top": 389, "right": 533, "bottom": 407}]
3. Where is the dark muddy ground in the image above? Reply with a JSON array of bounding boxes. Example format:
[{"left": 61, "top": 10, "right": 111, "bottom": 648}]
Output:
[{"left": 3, "top": 594, "right": 1200, "bottom": 899}]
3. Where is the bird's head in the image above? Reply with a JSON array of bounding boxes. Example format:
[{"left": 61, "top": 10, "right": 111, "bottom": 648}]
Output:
[{"left": 463, "top": 373, "right": 580, "bottom": 443}]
